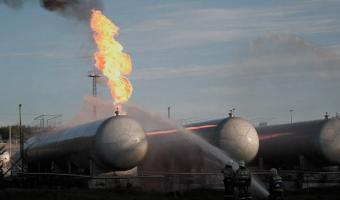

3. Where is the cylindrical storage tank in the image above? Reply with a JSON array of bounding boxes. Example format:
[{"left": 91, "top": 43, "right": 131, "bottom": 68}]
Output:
[
  {"left": 216, "top": 117, "right": 259, "bottom": 163},
  {"left": 256, "top": 118, "right": 340, "bottom": 168},
  {"left": 94, "top": 116, "right": 148, "bottom": 170},
  {"left": 319, "top": 118, "right": 340, "bottom": 164},
  {"left": 24, "top": 115, "right": 148, "bottom": 172}
]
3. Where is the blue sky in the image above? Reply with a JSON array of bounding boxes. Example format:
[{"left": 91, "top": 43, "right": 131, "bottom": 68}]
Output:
[{"left": 0, "top": 0, "right": 340, "bottom": 126}]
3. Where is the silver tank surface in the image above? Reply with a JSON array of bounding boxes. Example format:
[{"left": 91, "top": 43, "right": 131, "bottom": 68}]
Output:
[
  {"left": 24, "top": 115, "right": 148, "bottom": 171},
  {"left": 216, "top": 117, "right": 259, "bottom": 162},
  {"left": 256, "top": 118, "right": 340, "bottom": 168},
  {"left": 141, "top": 116, "right": 259, "bottom": 173},
  {"left": 320, "top": 118, "right": 340, "bottom": 163},
  {"left": 171, "top": 116, "right": 259, "bottom": 163}
]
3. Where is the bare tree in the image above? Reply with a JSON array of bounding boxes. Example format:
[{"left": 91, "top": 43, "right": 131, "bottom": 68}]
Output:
[{"left": 0, "top": 145, "right": 5, "bottom": 178}]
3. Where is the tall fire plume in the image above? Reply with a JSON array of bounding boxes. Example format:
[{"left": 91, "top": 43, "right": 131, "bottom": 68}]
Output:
[{"left": 90, "top": 9, "right": 133, "bottom": 104}]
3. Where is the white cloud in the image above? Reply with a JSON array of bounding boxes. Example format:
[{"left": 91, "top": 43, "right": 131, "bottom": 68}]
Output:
[
  {"left": 0, "top": 50, "right": 92, "bottom": 60},
  {"left": 131, "top": 31, "right": 340, "bottom": 123},
  {"left": 328, "top": 44, "right": 340, "bottom": 55},
  {"left": 131, "top": 64, "right": 230, "bottom": 80},
  {"left": 240, "top": 33, "right": 340, "bottom": 79},
  {"left": 125, "top": 3, "right": 340, "bottom": 51},
  {"left": 132, "top": 33, "right": 340, "bottom": 82}
]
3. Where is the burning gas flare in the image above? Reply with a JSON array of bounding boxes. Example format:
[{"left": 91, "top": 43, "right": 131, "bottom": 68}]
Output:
[{"left": 90, "top": 9, "right": 133, "bottom": 104}]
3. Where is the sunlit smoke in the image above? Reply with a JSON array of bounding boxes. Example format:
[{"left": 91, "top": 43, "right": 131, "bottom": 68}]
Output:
[
  {"left": 90, "top": 9, "right": 133, "bottom": 105},
  {"left": 66, "top": 96, "right": 114, "bottom": 126}
]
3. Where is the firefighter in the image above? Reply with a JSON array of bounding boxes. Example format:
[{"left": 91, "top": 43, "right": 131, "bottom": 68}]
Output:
[
  {"left": 235, "top": 161, "right": 252, "bottom": 200},
  {"left": 222, "top": 164, "right": 235, "bottom": 200},
  {"left": 268, "top": 168, "right": 284, "bottom": 200}
]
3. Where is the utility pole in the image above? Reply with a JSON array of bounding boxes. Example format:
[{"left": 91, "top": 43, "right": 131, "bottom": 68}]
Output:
[
  {"left": 46, "top": 115, "right": 62, "bottom": 128},
  {"left": 19, "top": 104, "right": 24, "bottom": 174},
  {"left": 34, "top": 114, "right": 61, "bottom": 129},
  {"left": 290, "top": 109, "right": 294, "bottom": 124},
  {"left": 88, "top": 70, "right": 101, "bottom": 119},
  {"left": 9, "top": 126, "right": 11, "bottom": 158},
  {"left": 168, "top": 106, "right": 171, "bottom": 119}
]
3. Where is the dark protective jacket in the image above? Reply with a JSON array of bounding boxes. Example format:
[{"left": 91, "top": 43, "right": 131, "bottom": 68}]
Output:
[
  {"left": 235, "top": 167, "right": 251, "bottom": 187},
  {"left": 222, "top": 167, "right": 235, "bottom": 182},
  {"left": 270, "top": 175, "right": 284, "bottom": 192}
]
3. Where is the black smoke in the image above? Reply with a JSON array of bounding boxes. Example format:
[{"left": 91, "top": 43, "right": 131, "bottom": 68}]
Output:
[
  {"left": 40, "top": 0, "right": 103, "bottom": 21},
  {"left": 0, "top": 0, "right": 103, "bottom": 21},
  {"left": 0, "top": 0, "right": 23, "bottom": 9}
]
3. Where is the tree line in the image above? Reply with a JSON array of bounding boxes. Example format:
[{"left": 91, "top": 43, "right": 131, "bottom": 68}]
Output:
[{"left": 0, "top": 126, "right": 36, "bottom": 141}]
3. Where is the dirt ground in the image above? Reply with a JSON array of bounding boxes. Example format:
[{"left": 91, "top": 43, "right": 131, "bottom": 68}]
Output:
[{"left": 0, "top": 188, "right": 340, "bottom": 200}]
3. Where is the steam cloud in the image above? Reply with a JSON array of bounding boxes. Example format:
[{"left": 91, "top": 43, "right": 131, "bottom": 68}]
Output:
[{"left": 0, "top": 0, "right": 103, "bottom": 20}]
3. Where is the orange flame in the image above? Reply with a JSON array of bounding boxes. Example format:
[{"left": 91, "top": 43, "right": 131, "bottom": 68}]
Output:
[{"left": 90, "top": 9, "right": 133, "bottom": 104}]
